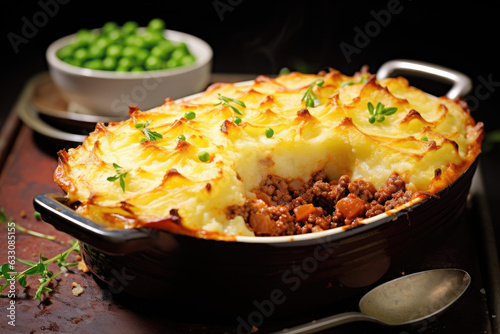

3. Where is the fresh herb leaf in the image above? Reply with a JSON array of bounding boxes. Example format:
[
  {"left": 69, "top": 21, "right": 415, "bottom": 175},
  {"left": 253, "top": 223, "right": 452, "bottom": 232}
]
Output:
[
  {"left": 1, "top": 264, "right": 11, "bottom": 281},
  {"left": 341, "top": 76, "right": 369, "bottom": 87},
  {"left": 367, "top": 102, "right": 398, "bottom": 124},
  {"left": 482, "top": 129, "right": 500, "bottom": 153},
  {"left": 301, "top": 78, "right": 325, "bottom": 108},
  {"left": 0, "top": 208, "right": 55, "bottom": 241},
  {"left": 214, "top": 94, "right": 246, "bottom": 115},
  {"left": 135, "top": 121, "right": 163, "bottom": 143},
  {"left": 18, "top": 275, "right": 27, "bottom": 287},
  {"left": 107, "top": 163, "right": 128, "bottom": 192},
  {"left": 0, "top": 208, "right": 7, "bottom": 223},
  {"left": 16, "top": 258, "right": 37, "bottom": 267},
  {"left": 0, "top": 239, "right": 80, "bottom": 301},
  {"left": 279, "top": 67, "right": 290, "bottom": 75}
]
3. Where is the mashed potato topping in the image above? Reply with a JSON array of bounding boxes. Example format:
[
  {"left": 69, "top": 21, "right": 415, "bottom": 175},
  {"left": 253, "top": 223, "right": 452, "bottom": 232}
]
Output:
[{"left": 54, "top": 67, "right": 484, "bottom": 239}]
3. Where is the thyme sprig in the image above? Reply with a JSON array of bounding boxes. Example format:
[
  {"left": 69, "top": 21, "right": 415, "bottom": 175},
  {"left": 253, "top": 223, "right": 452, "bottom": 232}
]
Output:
[
  {"left": 107, "top": 163, "right": 128, "bottom": 192},
  {"left": 0, "top": 241, "right": 80, "bottom": 300},
  {"left": 0, "top": 208, "right": 55, "bottom": 241},
  {"left": 214, "top": 94, "right": 246, "bottom": 115},
  {"left": 341, "top": 76, "right": 368, "bottom": 87},
  {"left": 367, "top": 102, "right": 398, "bottom": 124},
  {"left": 0, "top": 208, "right": 81, "bottom": 301},
  {"left": 135, "top": 121, "right": 163, "bottom": 143},
  {"left": 301, "top": 78, "right": 325, "bottom": 108}
]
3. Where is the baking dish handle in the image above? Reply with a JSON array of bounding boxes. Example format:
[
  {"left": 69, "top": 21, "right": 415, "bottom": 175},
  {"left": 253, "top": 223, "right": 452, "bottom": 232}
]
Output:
[
  {"left": 376, "top": 59, "right": 472, "bottom": 99},
  {"left": 33, "top": 194, "right": 163, "bottom": 254}
]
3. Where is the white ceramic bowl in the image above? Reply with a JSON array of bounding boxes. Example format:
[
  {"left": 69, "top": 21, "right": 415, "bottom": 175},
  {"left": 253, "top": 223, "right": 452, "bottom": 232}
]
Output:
[{"left": 46, "top": 29, "right": 213, "bottom": 117}]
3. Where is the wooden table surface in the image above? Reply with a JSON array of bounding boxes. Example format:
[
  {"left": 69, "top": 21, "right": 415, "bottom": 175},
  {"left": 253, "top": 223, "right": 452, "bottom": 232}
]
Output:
[{"left": 0, "top": 75, "right": 499, "bottom": 334}]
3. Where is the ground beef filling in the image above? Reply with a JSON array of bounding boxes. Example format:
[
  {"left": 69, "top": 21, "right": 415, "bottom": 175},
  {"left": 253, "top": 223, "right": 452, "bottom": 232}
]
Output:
[{"left": 227, "top": 171, "right": 415, "bottom": 236}]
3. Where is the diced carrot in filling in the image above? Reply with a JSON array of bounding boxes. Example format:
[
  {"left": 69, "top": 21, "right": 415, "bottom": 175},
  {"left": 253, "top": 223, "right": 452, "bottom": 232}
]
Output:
[
  {"left": 249, "top": 211, "right": 274, "bottom": 235},
  {"left": 336, "top": 194, "right": 367, "bottom": 219},
  {"left": 294, "top": 204, "right": 316, "bottom": 221}
]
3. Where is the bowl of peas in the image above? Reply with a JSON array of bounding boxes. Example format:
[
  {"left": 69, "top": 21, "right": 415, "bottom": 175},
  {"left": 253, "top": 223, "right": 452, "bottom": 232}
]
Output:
[{"left": 46, "top": 19, "right": 212, "bottom": 117}]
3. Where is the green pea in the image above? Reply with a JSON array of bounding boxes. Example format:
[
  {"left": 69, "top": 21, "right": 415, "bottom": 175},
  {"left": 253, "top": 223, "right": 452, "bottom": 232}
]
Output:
[
  {"left": 122, "top": 46, "right": 139, "bottom": 59},
  {"left": 198, "top": 151, "right": 210, "bottom": 163},
  {"left": 135, "top": 48, "right": 149, "bottom": 65},
  {"left": 177, "top": 134, "right": 186, "bottom": 141},
  {"left": 73, "top": 48, "right": 88, "bottom": 62},
  {"left": 102, "top": 21, "right": 118, "bottom": 35},
  {"left": 102, "top": 57, "right": 117, "bottom": 71},
  {"left": 75, "top": 29, "right": 95, "bottom": 47},
  {"left": 117, "top": 57, "right": 135, "bottom": 70},
  {"left": 144, "top": 56, "right": 162, "bottom": 70},
  {"left": 107, "top": 29, "right": 122, "bottom": 44},
  {"left": 88, "top": 44, "right": 105, "bottom": 58},
  {"left": 157, "top": 39, "right": 174, "bottom": 49},
  {"left": 184, "top": 111, "right": 196, "bottom": 120},
  {"left": 106, "top": 44, "right": 123, "bottom": 58},
  {"left": 147, "top": 18, "right": 165, "bottom": 32},
  {"left": 121, "top": 21, "right": 138, "bottom": 36},
  {"left": 125, "top": 35, "right": 145, "bottom": 48},
  {"left": 130, "top": 66, "right": 145, "bottom": 72},
  {"left": 151, "top": 45, "right": 173, "bottom": 60},
  {"left": 175, "top": 42, "right": 189, "bottom": 54},
  {"left": 179, "top": 54, "right": 196, "bottom": 66},
  {"left": 234, "top": 116, "right": 242, "bottom": 125},
  {"left": 63, "top": 58, "right": 82, "bottom": 67},
  {"left": 265, "top": 128, "right": 274, "bottom": 138},
  {"left": 170, "top": 48, "right": 186, "bottom": 60},
  {"left": 141, "top": 31, "right": 162, "bottom": 49},
  {"left": 116, "top": 66, "right": 130, "bottom": 72},
  {"left": 83, "top": 59, "right": 103, "bottom": 70},
  {"left": 165, "top": 58, "right": 178, "bottom": 69},
  {"left": 94, "top": 36, "right": 110, "bottom": 49},
  {"left": 57, "top": 45, "right": 75, "bottom": 59}
]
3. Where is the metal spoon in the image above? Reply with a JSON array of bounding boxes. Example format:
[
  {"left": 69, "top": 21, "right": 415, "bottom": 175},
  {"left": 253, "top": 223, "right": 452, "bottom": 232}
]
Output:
[{"left": 274, "top": 268, "right": 470, "bottom": 334}]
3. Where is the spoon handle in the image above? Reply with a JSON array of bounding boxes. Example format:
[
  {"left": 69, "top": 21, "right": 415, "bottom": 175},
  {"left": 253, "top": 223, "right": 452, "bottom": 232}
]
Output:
[{"left": 272, "top": 312, "right": 380, "bottom": 334}]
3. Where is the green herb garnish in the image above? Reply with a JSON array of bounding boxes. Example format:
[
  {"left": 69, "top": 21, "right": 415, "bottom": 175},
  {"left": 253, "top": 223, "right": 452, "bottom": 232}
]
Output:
[
  {"left": 0, "top": 208, "right": 55, "bottom": 241},
  {"left": 265, "top": 128, "right": 274, "bottom": 138},
  {"left": 0, "top": 240, "right": 80, "bottom": 300},
  {"left": 107, "top": 163, "right": 128, "bottom": 192},
  {"left": 341, "top": 76, "right": 368, "bottom": 87},
  {"left": 234, "top": 116, "right": 242, "bottom": 125},
  {"left": 135, "top": 121, "right": 163, "bottom": 143},
  {"left": 367, "top": 102, "right": 398, "bottom": 124},
  {"left": 482, "top": 130, "right": 500, "bottom": 153},
  {"left": 279, "top": 67, "right": 291, "bottom": 75},
  {"left": 214, "top": 94, "right": 246, "bottom": 115},
  {"left": 198, "top": 151, "right": 210, "bottom": 162},
  {"left": 301, "top": 78, "right": 325, "bottom": 108}
]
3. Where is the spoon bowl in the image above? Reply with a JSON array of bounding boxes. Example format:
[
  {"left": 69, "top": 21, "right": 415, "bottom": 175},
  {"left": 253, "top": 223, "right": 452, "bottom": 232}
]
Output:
[{"left": 275, "top": 269, "right": 470, "bottom": 333}]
